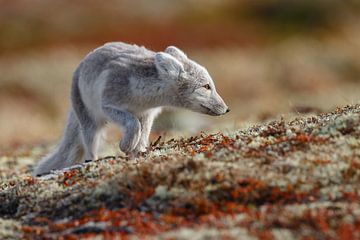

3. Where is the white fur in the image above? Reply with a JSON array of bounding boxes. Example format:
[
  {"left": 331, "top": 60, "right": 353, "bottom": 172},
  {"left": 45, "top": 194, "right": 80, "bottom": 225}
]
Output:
[{"left": 33, "top": 42, "right": 229, "bottom": 176}]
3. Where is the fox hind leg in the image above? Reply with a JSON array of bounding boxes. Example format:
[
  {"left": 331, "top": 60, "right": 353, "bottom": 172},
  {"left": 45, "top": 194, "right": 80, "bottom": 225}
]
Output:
[
  {"left": 72, "top": 93, "right": 99, "bottom": 161},
  {"left": 79, "top": 121, "right": 100, "bottom": 161}
]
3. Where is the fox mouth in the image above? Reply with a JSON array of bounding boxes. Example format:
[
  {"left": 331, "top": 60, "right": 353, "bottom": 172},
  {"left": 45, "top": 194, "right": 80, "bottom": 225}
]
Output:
[{"left": 201, "top": 104, "right": 221, "bottom": 116}]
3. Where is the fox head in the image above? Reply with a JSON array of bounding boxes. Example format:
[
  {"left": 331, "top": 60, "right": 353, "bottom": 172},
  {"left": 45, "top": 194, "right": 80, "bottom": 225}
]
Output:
[{"left": 155, "top": 46, "right": 230, "bottom": 116}]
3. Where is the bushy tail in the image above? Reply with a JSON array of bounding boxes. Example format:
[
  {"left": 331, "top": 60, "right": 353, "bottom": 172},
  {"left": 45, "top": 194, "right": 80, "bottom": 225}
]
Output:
[
  {"left": 33, "top": 68, "right": 84, "bottom": 176},
  {"left": 33, "top": 110, "right": 84, "bottom": 176}
]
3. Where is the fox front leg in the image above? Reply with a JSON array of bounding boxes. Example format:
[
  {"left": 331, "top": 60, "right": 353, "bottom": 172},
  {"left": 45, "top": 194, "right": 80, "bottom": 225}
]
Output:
[
  {"left": 135, "top": 114, "right": 154, "bottom": 152},
  {"left": 134, "top": 108, "right": 162, "bottom": 153},
  {"left": 102, "top": 106, "right": 141, "bottom": 153}
]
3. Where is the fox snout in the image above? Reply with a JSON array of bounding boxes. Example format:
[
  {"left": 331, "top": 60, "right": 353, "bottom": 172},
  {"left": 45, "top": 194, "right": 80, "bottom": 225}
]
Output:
[{"left": 201, "top": 93, "right": 229, "bottom": 116}]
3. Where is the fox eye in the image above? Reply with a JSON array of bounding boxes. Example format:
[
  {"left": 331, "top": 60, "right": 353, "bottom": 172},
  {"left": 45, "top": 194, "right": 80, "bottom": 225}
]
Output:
[{"left": 203, "top": 84, "right": 211, "bottom": 90}]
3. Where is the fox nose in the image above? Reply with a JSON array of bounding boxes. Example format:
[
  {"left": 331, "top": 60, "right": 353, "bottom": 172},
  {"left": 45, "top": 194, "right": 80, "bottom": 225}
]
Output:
[{"left": 226, "top": 108, "right": 230, "bottom": 113}]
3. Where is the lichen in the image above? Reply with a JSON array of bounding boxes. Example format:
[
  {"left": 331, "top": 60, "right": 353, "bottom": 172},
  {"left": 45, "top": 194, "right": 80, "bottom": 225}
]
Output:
[{"left": 1, "top": 104, "right": 360, "bottom": 239}]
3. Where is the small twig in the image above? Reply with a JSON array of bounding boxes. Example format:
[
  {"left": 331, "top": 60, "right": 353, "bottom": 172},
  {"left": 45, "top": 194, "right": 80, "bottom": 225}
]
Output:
[{"left": 151, "top": 135, "right": 162, "bottom": 147}]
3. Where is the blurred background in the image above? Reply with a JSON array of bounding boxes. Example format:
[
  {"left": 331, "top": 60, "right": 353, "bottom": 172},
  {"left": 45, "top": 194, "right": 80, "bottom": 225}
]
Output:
[{"left": 1, "top": 0, "right": 360, "bottom": 148}]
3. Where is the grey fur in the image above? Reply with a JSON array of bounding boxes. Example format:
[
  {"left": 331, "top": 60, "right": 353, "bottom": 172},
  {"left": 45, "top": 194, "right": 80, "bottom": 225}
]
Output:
[{"left": 33, "top": 42, "right": 229, "bottom": 176}]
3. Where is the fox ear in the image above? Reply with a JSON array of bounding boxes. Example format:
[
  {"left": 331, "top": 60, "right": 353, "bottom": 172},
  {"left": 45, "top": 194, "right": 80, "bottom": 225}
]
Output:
[
  {"left": 165, "top": 46, "right": 187, "bottom": 61},
  {"left": 155, "top": 52, "right": 184, "bottom": 79}
]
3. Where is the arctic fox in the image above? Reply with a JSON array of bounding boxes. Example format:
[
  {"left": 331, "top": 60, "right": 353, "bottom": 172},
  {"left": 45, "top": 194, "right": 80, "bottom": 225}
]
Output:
[{"left": 34, "top": 42, "right": 229, "bottom": 175}]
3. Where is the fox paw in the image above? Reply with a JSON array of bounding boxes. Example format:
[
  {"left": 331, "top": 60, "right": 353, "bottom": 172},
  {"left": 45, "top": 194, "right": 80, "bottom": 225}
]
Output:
[
  {"left": 119, "top": 138, "right": 138, "bottom": 152},
  {"left": 134, "top": 144, "right": 147, "bottom": 153}
]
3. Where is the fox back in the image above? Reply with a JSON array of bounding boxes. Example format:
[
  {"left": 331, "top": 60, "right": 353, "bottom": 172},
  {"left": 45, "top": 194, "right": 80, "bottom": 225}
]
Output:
[{"left": 33, "top": 42, "right": 229, "bottom": 176}]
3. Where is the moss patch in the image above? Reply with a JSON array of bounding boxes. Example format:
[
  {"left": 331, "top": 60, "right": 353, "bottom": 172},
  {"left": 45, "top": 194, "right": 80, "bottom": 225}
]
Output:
[{"left": 1, "top": 105, "right": 360, "bottom": 239}]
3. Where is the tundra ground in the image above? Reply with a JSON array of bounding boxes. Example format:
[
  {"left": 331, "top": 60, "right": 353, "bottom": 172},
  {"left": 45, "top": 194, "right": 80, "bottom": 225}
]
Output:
[{"left": 0, "top": 104, "right": 359, "bottom": 239}]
